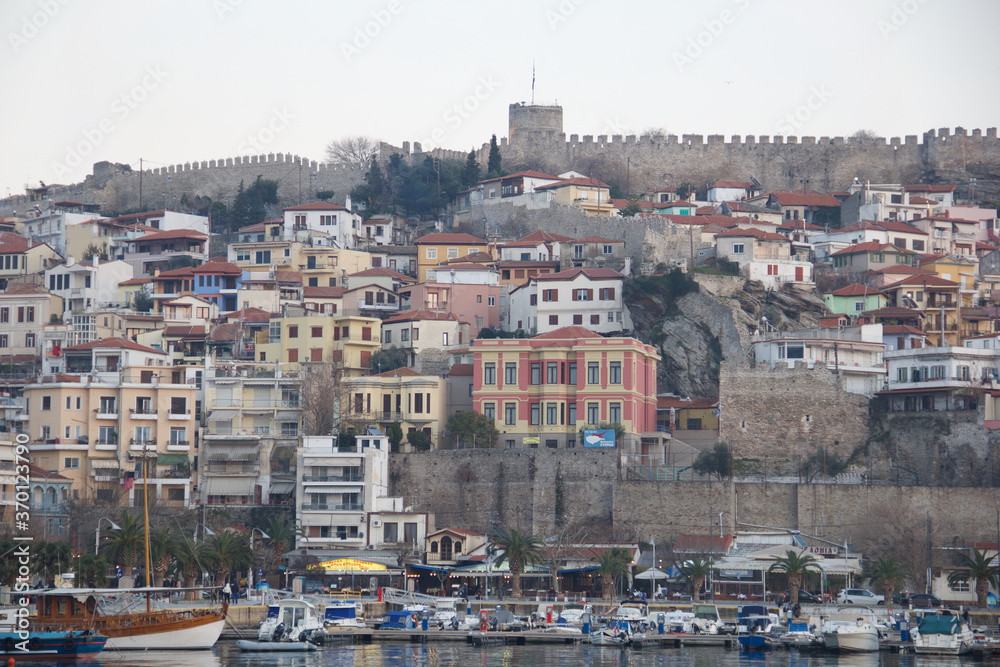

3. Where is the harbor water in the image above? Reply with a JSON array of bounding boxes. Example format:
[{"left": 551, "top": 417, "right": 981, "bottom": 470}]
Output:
[{"left": 10, "top": 642, "right": 1000, "bottom": 667}]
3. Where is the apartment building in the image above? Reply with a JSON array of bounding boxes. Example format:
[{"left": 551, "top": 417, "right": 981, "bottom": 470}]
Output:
[
  {"left": 507, "top": 268, "right": 631, "bottom": 335},
  {"left": 342, "top": 367, "right": 447, "bottom": 450},
  {"left": 46, "top": 258, "right": 134, "bottom": 317},
  {"left": 414, "top": 233, "right": 489, "bottom": 282},
  {"left": 254, "top": 314, "right": 381, "bottom": 375}
]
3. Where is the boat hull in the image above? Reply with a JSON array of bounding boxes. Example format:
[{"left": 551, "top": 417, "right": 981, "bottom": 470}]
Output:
[
  {"left": 104, "top": 617, "right": 225, "bottom": 651},
  {"left": 0, "top": 631, "right": 107, "bottom": 657},
  {"left": 739, "top": 635, "right": 768, "bottom": 650},
  {"left": 236, "top": 639, "right": 318, "bottom": 652},
  {"left": 831, "top": 629, "right": 879, "bottom": 652},
  {"left": 915, "top": 636, "right": 973, "bottom": 655}
]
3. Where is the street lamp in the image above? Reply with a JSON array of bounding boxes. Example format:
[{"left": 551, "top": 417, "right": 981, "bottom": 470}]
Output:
[
  {"left": 249, "top": 528, "right": 269, "bottom": 593},
  {"left": 193, "top": 523, "right": 215, "bottom": 543},
  {"left": 95, "top": 516, "right": 121, "bottom": 555}
]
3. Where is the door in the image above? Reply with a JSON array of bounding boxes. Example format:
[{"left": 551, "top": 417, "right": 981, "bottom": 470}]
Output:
[{"left": 795, "top": 266, "right": 804, "bottom": 282}]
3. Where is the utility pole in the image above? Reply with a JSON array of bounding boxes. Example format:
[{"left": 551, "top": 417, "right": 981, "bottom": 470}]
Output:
[
  {"left": 926, "top": 511, "right": 931, "bottom": 594},
  {"left": 709, "top": 505, "right": 714, "bottom": 601},
  {"left": 138, "top": 158, "right": 143, "bottom": 211}
]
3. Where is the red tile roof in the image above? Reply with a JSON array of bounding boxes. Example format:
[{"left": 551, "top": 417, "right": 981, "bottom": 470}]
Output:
[
  {"left": 909, "top": 195, "right": 938, "bottom": 205},
  {"left": 882, "top": 274, "right": 961, "bottom": 289},
  {"left": 226, "top": 307, "right": 273, "bottom": 322},
  {"left": 192, "top": 260, "right": 242, "bottom": 275},
  {"left": 829, "top": 241, "right": 913, "bottom": 256},
  {"left": 275, "top": 271, "right": 302, "bottom": 284},
  {"left": 610, "top": 199, "right": 654, "bottom": 210},
  {"left": 441, "top": 252, "right": 495, "bottom": 265},
  {"left": 152, "top": 266, "right": 196, "bottom": 279},
  {"left": 872, "top": 265, "right": 931, "bottom": 275},
  {"left": 108, "top": 210, "right": 168, "bottom": 223},
  {"left": 415, "top": 233, "right": 487, "bottom": 245},
  {"left": 350, "top": 267, "right": 415, "bottom": 281},
  {"left": 531, "top": 326, "right": 604, "bottom": 340},
  {"left": 63, "top": 337, "right": 163, "bottom": 354},
  {"left": 534, "top": 177, "right": 610, "bottom": 191},
  {"left": 712, "top": 181, "right": 753, "bottom": 189},
  {"left": 119, "top": 277, "right": 150, "bottom": 286},
  {"left": 448, "top": 363, "right": 474, "bottom": 376},
  {"left": 863, "top": 306, "right": 924, "bottom": 317},
  {"left": 133, "top": 229, "right": 208, "bottom": 242},
  {"left": 827, "top": 284, "right": 885, "bottom": 297},
  {"left": 538, "top": 267, "right": 623, "bottom": 282},
  {"left": 715, "top": 228, "right": 788, "bottom": 242},
  {"left": 882, "top": 325, "right": 925, "bottom": 336},
  {"left": 303, "top": 286, "right": 346, "bottom": 298},
  {"left": 903, "top": 184, "right": 957, "bottom": 193},
  {"left": 209, "top": 323, "right": 241, "bottom": 342},
  {"left": 163, "top": 325, "right": 206, "bottom": 338},
  {"left": 777, "top": 219, "right": 823, "bottom": 231},
  {"left": 768, "top": 191, "right": 841, "bottom": 207},
  {"left": 382, "top": 309, "right": 463, "bottom": 324},
  {"left": 656, "top": 200, "right": 697, "bottom": 209},
  {"left": 283, "top": 201, "right": 351, "bottom": 211}
]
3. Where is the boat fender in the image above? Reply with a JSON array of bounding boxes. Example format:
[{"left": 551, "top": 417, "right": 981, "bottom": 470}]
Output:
[
  {"left": 64, "top": 636, "right": 75, "bottom": 651},
  {"left": 28, "top": 637, "right": 41, "bottom": 651},
  {"left": 2, "top": 637, "right": 14, "bottom": 651}
]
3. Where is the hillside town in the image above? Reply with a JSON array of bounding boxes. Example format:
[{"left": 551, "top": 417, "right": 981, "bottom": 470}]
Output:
[{"left": 1, "top": 102, "right": 1000, "bottom": 612}]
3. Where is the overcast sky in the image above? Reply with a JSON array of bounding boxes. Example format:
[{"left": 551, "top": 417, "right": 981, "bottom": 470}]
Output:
[{"left": 1, "top": 0, "right": 997, "bottom": 197}]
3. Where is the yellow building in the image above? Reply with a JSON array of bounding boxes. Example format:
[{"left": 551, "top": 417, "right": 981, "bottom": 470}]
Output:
[
  {"left": 343, "top": 367, "right": 447, "bottom": 450},
  {"left": 228, "top": 238, "right": 371, "bottom": 288},
  {"left": 413, "top": 233, "right": 490, "bottom": 283},
  {"left": 534, "top": 177, "right": 613, "bottom": 216},
  {"left": 919, "top": 255, "right": 977, "bottom": 304},
  {"left": 255, "top": 314, "right": 381, "bottom": 376},
  {"left": 24, "top": 339, "right": 196, "bottom": 507}
]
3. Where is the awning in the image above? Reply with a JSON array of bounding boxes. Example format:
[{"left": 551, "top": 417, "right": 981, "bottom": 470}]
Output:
[
  {"left": 269, "top": 481, "right": 295, "bottom": 495},
  {"left": 408, "top": 563, "right": 451, "bottom": 573},
  {"left": 275, "top": 411, "right": 299, "bottom": 421},
  {"left": 204, "top": 477, "right": 254, "bottom": 496},
  {"left": 208, "top": 410, "right": 237, "bottom": 421},
  {"left": 156, "top": 453, "right": 189, "bottom": 465},
  {"left": 452, "top": 561, "right": 550, "bottom": 574},
  {"left": 557, "top": 566, "right": 599, "bottom": 574},
  {"left": 206, "top": 445, "right": 259, "bottom": 461},
  {"left": 313, "top": 558, "right": 387, "bottom": 573},
  {"left": 91, "top": 459, "right": 120, "bottom": 469},
  {"left": 271, "top": 446, "right": 295, "bottom": 460}
]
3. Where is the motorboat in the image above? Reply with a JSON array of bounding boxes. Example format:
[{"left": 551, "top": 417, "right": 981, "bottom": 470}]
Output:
[
  {"left": 324, "top": 601, "right": 367, "bottom": 630},
  {"left": 913, "top": 610, "right": 974, "bottom": 655},
  {"left": 690, "top": 604, "right": 728, "bottom": 634},
  {"left": 236, "top": 638, "right": 319, "bottom": 652},
  {"left": 589, "top": 622, "right": 633, "bottom": 646},
  {"left": 736, "top": 605, "right": 780, "bottom": 650},
  {"left": 821, "top": 607, "right": 882, "bottom": 652},
  {"left": 376, "top": 610, "right": 418, "bottom": 629},
  {"left": 33, "top": 588, "right": 224, "bottom": 651},
  {"left": 431, "top": 597, "right": 476, "bottom": 630},
  {"left": 255, "top": 598, "right": 325, "bottom": 645},
  {"left": 556, "top": 603, "right": 594, "bottom": 625},
  {"left": 776, "top": 620, "right": 823, "bottom": 650},
  {"left": 0, "top": 607, "right": 108, "bottom": 658}
]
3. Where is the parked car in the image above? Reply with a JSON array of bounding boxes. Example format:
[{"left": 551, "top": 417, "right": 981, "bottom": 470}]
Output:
[
  {"left": 902, "top": 593, "right": 942, "bottom": 608},
  {"left": 836, "top": 588, "right": 884, "bottom": 605},
  {"left": 779, "top": 590, "right": 822, "bottom": 604}
]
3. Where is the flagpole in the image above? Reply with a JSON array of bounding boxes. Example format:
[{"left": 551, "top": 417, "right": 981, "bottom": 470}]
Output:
[{"left": 531, "top": 60, "right": 535, "bottom": 105}]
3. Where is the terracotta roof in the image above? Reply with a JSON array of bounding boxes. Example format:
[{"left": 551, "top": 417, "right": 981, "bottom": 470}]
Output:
[
  {"left": 132, "top": 229, "right": 208, "bottom": 242},
  {"left": 777, "top": 219, "right": 824, "bottom": 231},
  {"left": 534, "top": 177, "right": 609, "bottom": 190},
  {"left": 531, "top": 326, "right": 604, "bottom": 340},
  {"left": 283, "top": 201, "right": 351, "bottom": 212},
  {"left": 441, "top": 252, "right": 495, "bottom": 265},
  {"left": 829, "top": 241, "right": 912, "bottom": 256},
  {"left": 656, "top": 200, "right": 698, "bottom": 209},
  {"left": 62, "top": 337, "right": 163, "bottom": 354},
  {"left": 768, "top": 191, "right": 841, "bottom": 207},
  {"left": 238, "top": 222, "right": 267, "bottom": 232},
  {"left": 909, "top": 195, "right": 938, "bottom": 205},
  {"left": 275, "top": 271, "right": 302, "bottom": 284},
  {"left": 2, "top": 284, "right": 49, "bottom": 296},
  {"left": 863, "top": 306, "right": 924, "bottom": 317},
  {"left": 303, "top": 286, "right": 346, "bottom": 298},
  {"left": 350, "top": 267, "right": 415, "bottom": 281},
  {"left": 712, "top": 181, "right": 753, "bottom": 189},
  {"left": 576, "top": 236, "right": 621, "bottom": 244},
  {"left": 382, "top": 309, "right": 463, "bottom": 324},
  {"left": 209, "top": 323, "right": 241, "bottom": 342},
  {"left": 192, "top": 260, "right": 242, "bottom": 275},
  {"left": 610, "top": 199, "right": 654, "bottom": 210},
  {"left": 903, "top": 184, "right": 957, "bottom": 193},
  {"left": 715, "top": 228, "right": 788, "bottom": 242},
  {"left": 162, "top": 325, "right": 206, "bottom": 338},
  {"left": 29, "top": 464, "right": 70, "bottom": 481},
  {"left": 108, "top": 210, "right": 167, "bottom": 223},
  {"left": 119, "top": 277, "right": 151, "bottom": 286},
  {"left": 367, "top": 367, "right": 423, "bottom": 378},
  {"left": 225, "top": 307, "right": 273, "bottom": 323},
  {"left": 882, "top": 274, "right": 961, "bottom": 289},
  {"left": 537, "top": 267, "right": 623, "bottom": 282},
  {"left": 657, "top": 397, "right": 718, "bottom": 409},
  {"left": 414, "top": 233, "right": 487, "bottom": 245},
  {"left": 152, "top": 266, "right": 196, "bottom": 279},
  {"left": 872, "top": 265, "right": 931, "bottom": 275},
  {"left": 827, "top": 284, "right": 885, "bottom": 297},
  {"left": 696, "top": 206, "right": 716, "bottom": 215},
  {"left": 882, "top": 325, "right": 925, "bottom": 336},
  {"left": 724, "top": 201, "right": 770, "bottom": 213},
  {"left": 448, "top": 363, "right": 474, "bottom": 376}
]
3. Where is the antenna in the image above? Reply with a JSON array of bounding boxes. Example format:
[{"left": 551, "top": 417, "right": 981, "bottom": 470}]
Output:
[{"left": 531, "top": 60, "right": 535, "bottom": 105}]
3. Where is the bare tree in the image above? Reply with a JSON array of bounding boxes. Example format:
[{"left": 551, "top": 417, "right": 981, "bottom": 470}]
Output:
[
  {"left": 300, "top": 362, "right": 348, "bottom": 435},
  {"left": 539, "top": 526, "right": 587, "bottom": 593},
  {"left": 325, "top": 136, "right": 379, "bottom": 169}
]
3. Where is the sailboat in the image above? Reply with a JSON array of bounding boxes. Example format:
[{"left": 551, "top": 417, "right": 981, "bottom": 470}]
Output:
[{"left": 34, "top": 454, "right": 226, "bottom": 650}]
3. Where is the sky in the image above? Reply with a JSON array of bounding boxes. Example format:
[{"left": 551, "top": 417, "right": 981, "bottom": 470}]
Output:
[{"left": 1, "top": 0, "right": 998, "bottom": 197}]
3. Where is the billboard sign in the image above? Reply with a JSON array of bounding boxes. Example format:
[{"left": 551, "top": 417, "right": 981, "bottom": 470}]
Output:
[{"left": 583, "top": 429, "right": 616, "bottom": 448}]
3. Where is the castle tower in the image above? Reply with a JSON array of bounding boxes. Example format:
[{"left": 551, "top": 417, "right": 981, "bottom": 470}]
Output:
[{"left": 508, "top": 102, "right": 563, "bottom": 144}]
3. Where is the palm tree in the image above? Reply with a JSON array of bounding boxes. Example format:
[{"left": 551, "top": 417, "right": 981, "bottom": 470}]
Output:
[
  {"left": 0, "top": 538, "right": 21, "bottom": 587},
  {"left": 262, "top": 514, "right": 297, "bottom": 563},
  {"left": 172, "top": 537, "right": 210, "bottom": 598},
  {"left": 768, "top": 550, "right": 820, "bottom": 604},
  {"left": 596, "top": 548, "right": 632, "bottom": 601},
  {"left": 104, "top": 511, "right": 145, "bottom": 577},
  {"left": 206, "top": 530, "right": 253, "bottom": 587},
  {"left": 947, "top": 548, "right": 998, "bottom": 608},
  {"left": 679, "top": 558, "right": 714, "bottom": 602},
  {"left": 866, "top": 557, "right": 912, "bottom": 605},
  {"left": 489, "top": 528, "right": 545, "bottom": 598},
  {"left": 77, "top": 554, "right": 109, "bottom": 587},
  {"left": 148, "top": 527, "right": 174, "bottom": 587},
  {"left": 33, "top": 541, "right": 73, "bottom": 586}
]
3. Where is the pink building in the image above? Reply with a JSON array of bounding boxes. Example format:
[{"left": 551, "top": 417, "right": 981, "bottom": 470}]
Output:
[{"left": 399, "top": 264, "right": 500, "bottom": 338}]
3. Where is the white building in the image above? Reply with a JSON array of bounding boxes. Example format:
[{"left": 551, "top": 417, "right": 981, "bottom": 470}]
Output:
[
  {"left": 882, "top": 345, "right": 1000, "bottom": 412},
  {"left": 283, "top": 201, "right": 362, "bottom": 249},
  {"left": 21, "top": 210, "right": 103, "bottom": 257},
  {"left": 715, "top": 228, "right": 813, "bottom": 288},
  {"left": 707, "top": 181, "right": 759, "bottom": 203},
  {"left": 507, "top": 268, "right": 631, "bottom": 335},
  {"left": 380, "top": 310, "right": 470, "bottom": 373},
  {"left": 45, "top": 258, "right": 134, "bottom": 318},
  {"left": 107, "top": 209, "right": 209, "bottom": 235},
  {"left": 811, "top": 220, "right": 929, "bottom": 258}
]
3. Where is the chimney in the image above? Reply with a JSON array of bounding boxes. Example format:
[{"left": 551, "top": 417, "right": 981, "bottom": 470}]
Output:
[
  {"left": 154, "top": 268, "right": 160, "bottom": 277},
  {"left": 345, "top": 195, "right": 352, "bottom": 211}
]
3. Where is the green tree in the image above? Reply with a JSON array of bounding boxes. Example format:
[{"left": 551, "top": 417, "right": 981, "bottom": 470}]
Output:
[
  {"left": 679, "top": 557, "right": 714, "bottom": 601},
  {"left": 676, "top": 183, "right": 694, "bottom": 200},
  {"left": 206, "top": 531, "right": 253, "bottom": 585},
  {"left": 407, "top": 429, "right": 431, "bottom": 451},
  {"left": 228, "top": 176, "right": 279, "bottom": 232},
  {"left": 461, "top": 150, "right": 480, "bottom": 187},
  {"left": 369, "top": 346, "right": 408, "bottom": 374},
  {"left": 866, "top": 556, "right": 912, "bottom": 604},
  {"left": 149, "top": 526, "right": 174, "bottom": 587},
  {"left": 172, "top": 536, "right": 210, "bottom": 595},
  {"left": 133, "top": 290, "right": 153, "bottom": 313},
  {"left": 768, "top": 550, "right": 820, "bottom": 604},
  {"left": 802, "top": 447, "right": 849, "bottom": 482},
  {"left": 489, "top": 528, "right": 545, "bottom": 598},
  {"left": 386, "top": 422, "right": 404, "bottom": 451},
  {"left": 81, "top": 241, "right": 109, "bottom": 261},
  {"left": 316, "top": 190, "right": 335, "bottom": 201},
  {"left": 262, "top": 513, "right": 297, "bottom": 564},
  {"left": 596, "top": 547, "right": 632, "bottom": 601},
  {"left": 446, "top": 410, "right": 499, "bottom": 448},
  {"left": 947, "top": 548, "right": 998, "bottom": 608},
  {"left": 487, "top": 134, "right": 502, "bottom": 178},
  {"left": 34, "top": 541, "right": 73, "bottom": 585},
  {"left": 619, "top": 197, "right": 642, "bottom": 217},
  {"left": 77, "top": 553, "right": 109, "bottom": 587},
  {"left": 104, "top": 511, "right": 145, "bottom": 576},
  {"left": 693, "top": 442, "right": 731, "bottom": 480}
]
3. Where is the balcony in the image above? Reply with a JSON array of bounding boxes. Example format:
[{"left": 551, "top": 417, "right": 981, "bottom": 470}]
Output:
[
  {"left": 94, "top": 439, "right": 118, "bottom": 451},
  {"left": 204, "top": 427, "right": 269, "bottom": 439},
  {"left": 129, "top": 438, "right": 157, "bottom": 452},
  {"left": 301, "top": 503, "right": 364, "bottom": 512},
  {"left": 168, "top": 410, "right": 192, "bottom": 420},
  {"left": 302, "top": 473, "right": 364, "bottom": 483},
  {"left": 95, "top": 408, "right": 118, "bottom": 420},
  {"left": 201, "top": 463, "right": 259, "bottom": 475},
  {"left": 166, "top": 440, "right": 191, "bottom": 452},
  {"left": 129, "top": 407, "right": 158, "bottom": 420}
]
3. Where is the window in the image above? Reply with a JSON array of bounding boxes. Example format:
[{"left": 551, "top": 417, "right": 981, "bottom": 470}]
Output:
[
  {"left": 0, "top": 334, "right": 9, "bottom": 348},
  {"left": 590, "top": 314, "right": 600, "bottom": 325},
  {"left": 573, "top": 289, "right": 593, "bottom": 301},
  {"left": 477, "top": 295, "right": 482, "bottom": 303},
  {"left": 609, "top": 361, "right": 622, "bottom": 384},
  {"left": 547, "top": 362, "right": 558, "bottom": 384},
  {"left": 586, "top": 402, "right": 599, "bottom": 424},
  {"left": 609, "top": 402, "right": 621, "bottom": 423},
  {"left": 98, "top": 425, "right": 116, "bottom": 444},
  {"left": 255, "top": 250, "right": 271, "bottom": 264},
  {"left": 541, "top": 289, "right": 558, "bottom": 302},
  {"left": 63, "top": 457, "right": 80, "bottom": 469},
  {"left": 778, "top": 343, "right": 805, "bottom": 360},
  {"left": 401, "top": 328, "right": 409, "bottom": 342},
  {"left": 447, "top": 247, "right": 459, "bottom": 259},
  {"left": 488, "top": 296, "right": 495, "bottom": 306},
  {"left": 573, "top": 314, "right": 582, "bottom": 325},
  {"left": 484, "top": 362, "right": 496, "bottom": 385},
  {"left": 483, "top": 403, "right": 496, "bottom": 420},
  {"left": 383, "top": 522, "right": 399, "bottom": 543},
  {"left": 66, "top": 396, "right": 72, "bottom": 410},
  {"left": 530, "top": 403, "right": 540, "bottom": 426},
  {"left": 169, "top": 427, "right": 186, "bottom": 444},
  {"left": 288, "top": 349, "right": 298, "bottom": 363},
  {"left": 289, "top": 325, "right": 298, "bottom": 338},
  {"left": 425, "top": 247, "right": 438, "bottom": 260},
  {"left": 384, "top": 330, "right": 392, "bottom": 344},
  {"left": 733, "top": 243, "right": 745, "bottom": 254},
  {"left": 599, "top": 287, "right": 616, "bottom": 300},
  {"left": 530, "top": 294, "right": 537, "bottom": 306},
  {"left": 607, "top": 312, "right": 614, "bottom": 322},
  {"left": 603, "top": 245, "right": 613, "bottom": 254},
  {"left": 504, "top": 363, "right": 517, "bottom": 385},
  {"left": 442, "top": 332, "right": 449, "bottom": 346},
  {"left": 25, "top": 306, "right": 34, "bottom": 322},
  {"left": 310, "top": 348, "right": 322, "bottom": 362},
  {"left": 568, "top": 363, "right": 577, "bottom": 385},
  {"left": 568, "top": 403, "right": 577, "bottom": 425},
  {"left": 504, "top": 402, "right": 516, "bottom": 425},
  {"left": 547, "top": 403, "right": 558, "bottom": 425},
  {"left": 0, "top": 308, "right": 7, "bottom": 323},
  {"left": 530, "top": 363, "right": 540, "bottom": 385},
  {"left": 42, "top": 396, "right": 51, "bottom": 410},
  {"left": 75, "top": 396, "right": 81, "bottom": 409},
  {"left": 548, "top": 315, "right": 558, "bottom": 326},
  {"left": 854, "top": 301, "right": 864, "bottom": 312}
]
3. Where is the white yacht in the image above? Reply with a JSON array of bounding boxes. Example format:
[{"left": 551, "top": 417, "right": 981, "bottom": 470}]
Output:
[
  {"left": 257, "top": 599, "right": 325, "bottom": 643},
  {"left": 913, "top": 611, "right": 974, "bottom": 655},
  {"left": 821, "top": 607, "right": 882, "bottom": 652}
]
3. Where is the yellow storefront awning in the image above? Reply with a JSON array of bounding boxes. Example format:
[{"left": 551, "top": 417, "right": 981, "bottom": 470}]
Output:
[{"left": 312, "top": 558, "right": 387, "bottom": 573}]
